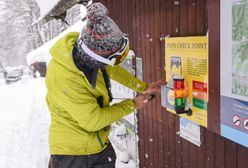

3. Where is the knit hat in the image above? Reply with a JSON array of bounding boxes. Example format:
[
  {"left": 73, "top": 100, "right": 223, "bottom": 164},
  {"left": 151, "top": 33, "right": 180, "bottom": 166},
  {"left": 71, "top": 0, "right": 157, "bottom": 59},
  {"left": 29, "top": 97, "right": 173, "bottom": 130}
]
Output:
[{"left": 76, "top": 2, "right": 129, "bottom": 67}]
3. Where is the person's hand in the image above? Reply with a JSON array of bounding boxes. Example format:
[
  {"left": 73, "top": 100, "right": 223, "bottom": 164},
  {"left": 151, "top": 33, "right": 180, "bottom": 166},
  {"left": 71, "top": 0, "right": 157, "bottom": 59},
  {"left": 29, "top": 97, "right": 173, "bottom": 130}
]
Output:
[
  {"left": 133, "top": 93, "right": 155, "bottom": 109},
  {"left": 143, "top": 79, "right": 166, "bottom": 94}
]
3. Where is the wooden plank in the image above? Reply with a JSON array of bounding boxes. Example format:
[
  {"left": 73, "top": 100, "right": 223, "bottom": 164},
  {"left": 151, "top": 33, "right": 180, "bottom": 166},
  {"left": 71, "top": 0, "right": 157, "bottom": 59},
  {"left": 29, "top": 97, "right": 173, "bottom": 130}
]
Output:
[
  {"left": 181, "top": 139, "right": 189, "bottom": 168},
  {"left": 148, "top": 0, "right": 159, "bottom": 167},
  {"left": 126, "top": 0, "right": 132, "bottom": 38},
  {"left": 168, "top": 113, "right": 176, "bottom": 168},
  {"left": 196, "top": 0, "right": 206, "bottom": 35},
  {"left": 137, "top": 101, "right": 145, "bottom": 168},
  {"left": 159, "top": 0, "right": 168, "bottom": 38},
  {"left": 205, "top": 130, "right": 215, "bottom": 168},
  {"left": 166, "top": 1, "right": 176, "bottom": 168},
  {"left": 113, "top": 0, "right": 118, "bottom": 24},
  {"left": 162, "top": 108, "right": 170, "bottom": 168},
  {"left": 204, "top": 0, "right": 208, "bottom": 34},
  {"left": 120, "top": 0, "right": 125, "bottom": 32},
  {"left": 154, "top": 0, "right": 164, "bottom": 167},
  {"left": 179, "top": 1, "right": 189, "bottom": 167},
  {"left": 114, "top": 0, "right": 121, "bottom": 28},
  {"left": 159, "top": 0, "right": 170, "bottom": 167},
  {"left": 166, "top": 0, "right": 174, "bottom": 36},
  {"left": 237, "top": 145, "right": 248, "bottom": 168},
  {"left": 173, "top": 0, "right": 180, "bottom": 37},
  {"left": 195, "top": 16, "right": 207, "bottom": 167},
  {"left": 134, "top": 0, "right": 142, "bottom": 56},
  {"left": 179, "top": 0, "right": 188, "bottom": 36},
  {"left": 141, "top": 0, "right": 151, "bottom": 167},
  {"left": 124, "top": 0, "right": 130, "bottom": 33},
  {"left": 175, "top": 117, "right": 182, "bottom": 168},
  {"left": 135, "top": 0, "right": 146, "bottom": 167},
  {"left": 189, "top": 144, "right": 197, "bottom": 168},
  {"left": 225, "top": 139, "right": 237, "bottom": 168},
  {"left": 173, "top": 1, "right": 182, "bottom": 168},
  {"left": 214, "top": 134, "right": 225, "bottom": 168},
  {"left": 137, "top": 110, "right": 145, "bottom": 168},
  {"left": 135, "top": 0, "right": 142, "bottom": 56},
  {"left": 207, "top": 0, "right": 220, "bottom": 134},
  {"left": 143, "top": 0, "right": 155, "bottom": 167},
  {"left": 130, "top": 0, "right": 136, "bottom": 49},
  {"left": 197, "top": 127, "right": 206, "bottom": 168},
  {"left": 187, "top": 0, "right": 196, "bottom": 36}
]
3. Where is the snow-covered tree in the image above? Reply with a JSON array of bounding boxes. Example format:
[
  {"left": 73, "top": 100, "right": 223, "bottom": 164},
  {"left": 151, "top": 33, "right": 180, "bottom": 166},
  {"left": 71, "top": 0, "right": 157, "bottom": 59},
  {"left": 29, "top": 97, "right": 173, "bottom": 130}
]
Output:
[
  {"left": 0, "top": 0, "right": 81, "bottom": 68},
  {"left": 0, "top": 0, "right": 40, "bottom": 67}
]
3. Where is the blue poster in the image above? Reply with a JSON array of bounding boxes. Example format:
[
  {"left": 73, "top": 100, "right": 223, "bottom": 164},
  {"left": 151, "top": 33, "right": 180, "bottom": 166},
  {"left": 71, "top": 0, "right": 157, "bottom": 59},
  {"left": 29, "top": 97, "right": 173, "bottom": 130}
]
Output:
[
  {"left": 221, "top": 96, "right": 248, "bottom": 147},
  {"left": 221, "top": 0, "right": 248, "bottom": 148}
]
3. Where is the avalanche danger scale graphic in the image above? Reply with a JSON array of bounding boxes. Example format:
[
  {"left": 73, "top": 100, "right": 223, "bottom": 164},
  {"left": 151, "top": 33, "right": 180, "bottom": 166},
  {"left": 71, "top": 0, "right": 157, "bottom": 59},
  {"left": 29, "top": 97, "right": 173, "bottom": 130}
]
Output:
[{"left": 162, "top": 36, "right": 208, "bottom": 127}]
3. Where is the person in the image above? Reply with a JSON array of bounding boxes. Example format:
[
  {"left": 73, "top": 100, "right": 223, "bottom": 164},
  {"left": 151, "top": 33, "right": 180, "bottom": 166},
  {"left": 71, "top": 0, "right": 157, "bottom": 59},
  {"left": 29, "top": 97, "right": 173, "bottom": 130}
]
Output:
[
  {"left": 30, "top": 61, "right": 47, "bottom": 78},
  {"left": 46, "top": 2, "right": 165, "bottom": 168}
]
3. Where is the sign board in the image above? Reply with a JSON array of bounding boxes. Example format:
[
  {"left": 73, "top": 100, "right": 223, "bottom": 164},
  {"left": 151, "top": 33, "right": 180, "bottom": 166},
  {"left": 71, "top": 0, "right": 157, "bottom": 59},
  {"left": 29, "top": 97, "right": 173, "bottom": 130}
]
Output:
[
  {"left": 220, "top": 0, "right": 248, "bottom": 148},
  {"left": 180, "top": 118, "right": 201, "bottom": 147},
  {"left": 163, "top": 36, "right": 208, "bottom": 127},
  {"left": 111, "top": 58, "right": 136, "bottom": 128}
]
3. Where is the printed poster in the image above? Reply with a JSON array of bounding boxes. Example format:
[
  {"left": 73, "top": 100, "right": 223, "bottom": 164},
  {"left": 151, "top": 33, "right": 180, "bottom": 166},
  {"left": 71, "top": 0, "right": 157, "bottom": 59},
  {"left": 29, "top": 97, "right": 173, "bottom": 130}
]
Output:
[
  {"left": 180, "top": 118, "right": 201, "bottom": 147},
  {"left": 163, "top": 36, "right": 208, "bottom": 127},
  {"left": 221, "top": 0, "right": 248, "bottom": 147}
]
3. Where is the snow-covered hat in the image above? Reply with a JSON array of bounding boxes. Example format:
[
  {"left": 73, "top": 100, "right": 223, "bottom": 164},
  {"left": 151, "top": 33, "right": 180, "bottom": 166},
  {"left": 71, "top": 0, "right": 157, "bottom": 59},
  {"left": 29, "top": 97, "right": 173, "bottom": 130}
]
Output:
[{"left": 76, "top": 2, "right": 129, "bottom": 66}]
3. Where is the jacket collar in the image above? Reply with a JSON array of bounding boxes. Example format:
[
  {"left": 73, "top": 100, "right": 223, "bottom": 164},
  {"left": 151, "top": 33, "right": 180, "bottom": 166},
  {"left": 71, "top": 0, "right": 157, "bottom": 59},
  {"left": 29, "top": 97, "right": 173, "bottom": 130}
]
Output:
[{"left": 72, "top": 45, "right": 99, "bottom": 88}]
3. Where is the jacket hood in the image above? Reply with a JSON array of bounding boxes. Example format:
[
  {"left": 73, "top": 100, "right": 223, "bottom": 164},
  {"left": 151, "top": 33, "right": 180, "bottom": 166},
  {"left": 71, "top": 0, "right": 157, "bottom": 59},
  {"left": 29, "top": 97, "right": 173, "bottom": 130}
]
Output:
[{"left": 49, "top": 32, "right": 81, "bottom": 74}]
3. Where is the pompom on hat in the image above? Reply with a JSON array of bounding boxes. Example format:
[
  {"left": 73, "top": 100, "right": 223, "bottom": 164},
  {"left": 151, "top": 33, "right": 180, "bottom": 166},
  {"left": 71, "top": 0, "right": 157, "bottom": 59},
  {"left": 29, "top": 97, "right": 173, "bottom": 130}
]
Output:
[{"left": 76, "top": 2, "right": 129, "bottom": 67}]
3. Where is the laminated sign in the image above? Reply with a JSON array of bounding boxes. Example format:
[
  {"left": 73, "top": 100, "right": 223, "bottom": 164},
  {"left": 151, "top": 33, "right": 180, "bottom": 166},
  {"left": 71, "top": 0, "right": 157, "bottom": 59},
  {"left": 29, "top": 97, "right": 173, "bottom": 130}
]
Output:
[
  {"left": 220, "top": 0, "right": 248, "bottom": 148},
  {"left": 162, "top": 36, "right": 208, "bottom": 127}
]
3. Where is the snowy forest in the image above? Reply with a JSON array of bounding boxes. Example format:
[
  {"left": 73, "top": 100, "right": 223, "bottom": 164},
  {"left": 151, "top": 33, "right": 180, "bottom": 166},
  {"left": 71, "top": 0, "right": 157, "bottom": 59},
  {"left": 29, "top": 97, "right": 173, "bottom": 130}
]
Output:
[{"left": 0, "top": 0, "right": 81, "bottom": 68}]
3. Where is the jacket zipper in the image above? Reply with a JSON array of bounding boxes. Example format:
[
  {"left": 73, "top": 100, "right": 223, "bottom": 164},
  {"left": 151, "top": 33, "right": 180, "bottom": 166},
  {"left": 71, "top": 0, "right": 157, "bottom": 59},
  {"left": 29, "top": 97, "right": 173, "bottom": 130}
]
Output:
[{"left": 96, "top": 131, "right": 104, "bottom": 148}]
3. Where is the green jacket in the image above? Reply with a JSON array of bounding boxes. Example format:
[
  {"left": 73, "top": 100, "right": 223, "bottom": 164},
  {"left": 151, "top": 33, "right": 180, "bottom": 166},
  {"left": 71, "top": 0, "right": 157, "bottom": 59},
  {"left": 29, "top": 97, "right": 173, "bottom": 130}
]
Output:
[{"left": 45, "top": 32, "right": 147, "bottom": 155}]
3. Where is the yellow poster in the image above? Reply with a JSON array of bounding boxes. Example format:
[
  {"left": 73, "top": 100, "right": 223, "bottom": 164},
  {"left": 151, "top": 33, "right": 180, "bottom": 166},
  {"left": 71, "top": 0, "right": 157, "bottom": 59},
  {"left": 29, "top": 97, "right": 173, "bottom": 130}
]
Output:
[{"left": 164, "top": 36, "right": 208, "bottom": 127}]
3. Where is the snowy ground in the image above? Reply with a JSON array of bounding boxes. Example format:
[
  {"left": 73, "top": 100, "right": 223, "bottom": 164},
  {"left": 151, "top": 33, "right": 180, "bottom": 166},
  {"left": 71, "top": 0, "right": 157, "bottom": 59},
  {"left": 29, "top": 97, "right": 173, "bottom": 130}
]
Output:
[
  {"left": 0, "top": 74, "right": 137, "bottom": 168},
  {"left": 0, "top": 75, "right": 50, "bottom": 168}
]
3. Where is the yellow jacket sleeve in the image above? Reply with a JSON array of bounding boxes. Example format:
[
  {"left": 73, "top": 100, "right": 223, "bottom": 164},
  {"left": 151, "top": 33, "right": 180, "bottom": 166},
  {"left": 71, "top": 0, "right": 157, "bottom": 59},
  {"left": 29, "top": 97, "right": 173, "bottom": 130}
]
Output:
[
  {"left": 105, "top": 65, "right": 147, "bottom": 93},
  {"left": 54, "top": 77, "right": 136, "bottom": 132}
]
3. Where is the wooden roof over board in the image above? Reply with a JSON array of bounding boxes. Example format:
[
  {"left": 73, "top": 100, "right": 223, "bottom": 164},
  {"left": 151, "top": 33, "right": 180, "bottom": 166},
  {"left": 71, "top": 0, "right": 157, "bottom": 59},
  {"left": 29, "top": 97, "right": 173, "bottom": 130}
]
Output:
[{"left": 42, "top": 0, "right": 91, "bottom": 23}]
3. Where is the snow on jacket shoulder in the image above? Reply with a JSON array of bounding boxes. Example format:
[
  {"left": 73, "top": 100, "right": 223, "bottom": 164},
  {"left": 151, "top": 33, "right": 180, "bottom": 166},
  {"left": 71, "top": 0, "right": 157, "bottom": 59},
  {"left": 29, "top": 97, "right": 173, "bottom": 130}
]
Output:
[{"left": 45, "top": 32, "right": 147, "bottom": 155}]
